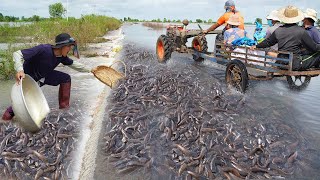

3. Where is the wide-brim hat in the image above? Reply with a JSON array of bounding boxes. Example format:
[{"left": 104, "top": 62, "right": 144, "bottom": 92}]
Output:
[
  {"left": 304, "top": 8, "right": 317, "bottom": 22},
  {"left": 227, "top": 14, "right": 241, "bottom": 26},
  {"left": 278, "top": 6, "right": 305, "bottom": 24},
  {"left": 52, "top": 33, "right": 76, "bottom": 48},
  {"left": 266, "top": 10, "right": 280, "bottom": 21}
]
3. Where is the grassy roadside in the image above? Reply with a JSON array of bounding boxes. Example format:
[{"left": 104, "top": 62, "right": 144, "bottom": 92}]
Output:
[{"left": 0, "top": 15, "right": 121, "bottom": 79}]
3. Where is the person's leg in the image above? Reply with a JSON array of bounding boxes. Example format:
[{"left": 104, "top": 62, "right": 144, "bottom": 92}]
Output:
[
  {"left": 43, "top": 70, "right": 71, "bottom": 109},
  {"left": 1, "top": 106, "right": 14, "bottom": 121}
]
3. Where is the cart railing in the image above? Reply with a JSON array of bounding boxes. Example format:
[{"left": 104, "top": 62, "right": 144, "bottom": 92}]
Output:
[{"left": 214, "top": 43, "right": 294, "bottom": 72}]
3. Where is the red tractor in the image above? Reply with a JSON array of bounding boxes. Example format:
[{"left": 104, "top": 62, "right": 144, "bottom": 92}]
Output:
[{"left": 156, "top": 19, "right": 222, "bottom": 63}]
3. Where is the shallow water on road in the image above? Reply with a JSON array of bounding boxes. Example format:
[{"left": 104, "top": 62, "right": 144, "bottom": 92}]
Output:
[{"left": 94, "top": 23, "right": 320, "bottom": 179}]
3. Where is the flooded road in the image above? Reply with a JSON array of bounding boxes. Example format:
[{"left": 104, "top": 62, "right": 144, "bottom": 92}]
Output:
[
  {"left": 123, "top": 22, "right": 320, "bottom": 139},
  {"left": 94, "top": 23, "right": 320, "bottom": 180}
]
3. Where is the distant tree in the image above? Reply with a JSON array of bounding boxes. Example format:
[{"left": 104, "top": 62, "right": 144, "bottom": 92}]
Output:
[
  {"left": 189, "top": 20, "right": 193, "bottom": 23},
  {"left": 196, "top": 19, "right": 203, "bottom": 23},
  {"left": 163, "top": 18, "right": 167, "bottom": 23},
  {"left": 157, "top": 18, "right": 161, "bottom": 22},
  {"left": 31, "top": 15, "right": 40, "bottom": 22},
  {"left": 49, "top": 3, "right": 66, "bottom": 18},
  {"left": 167, "top": 19, "right": 171, "bottom": 23},
  {"left": 317, "top": 19, "right": 320, "bottom": 26},
  {"left": 127, "top": 17, "right": 131, "bottom": 21},
  {"left": 176, "top": 19, "right": 181, "bottom": 23},
  {"left": 255, "top": 18, "right": 262, "bottom": 24},
  {"left": 0, "top": 13, "right": 3, "bottom": 21},
  {"left": 172, "top": 20, "right": 176, "bottom": 22},
  {"left": 208, "top": 19, "right": 213, "bottom": 23},
  {"left": 203, "top": 20, "right": 207, "bottom": 23},
  {"left": 123, "top": 17, "right": 127, "bottom": 21}
]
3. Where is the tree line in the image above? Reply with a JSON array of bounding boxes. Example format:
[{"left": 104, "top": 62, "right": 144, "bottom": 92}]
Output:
[
  {"left": 123, "top": 17, "right": 320, "bottom": 26},
  {"left": 123, "top": 17, "right": 216, "bottom": 24},
  {"left": 0, "top": 3, "right": 71, "bottom": 22}
]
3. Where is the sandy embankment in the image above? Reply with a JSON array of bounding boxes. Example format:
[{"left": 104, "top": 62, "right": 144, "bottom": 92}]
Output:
[{"left": 67, "top": 28, "right": 124, "bottom": 180}]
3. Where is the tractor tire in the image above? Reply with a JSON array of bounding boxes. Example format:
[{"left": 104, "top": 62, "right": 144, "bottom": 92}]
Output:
[
  {"left": 156, "top": 35, "right": 172, "bottom": 63},
  {"left": 225, "top": 59, "right": 249, "bottom": 93},
  {"left": 286, "top": 75, "right": 311, "bottom": 90},
  {"left": 192, "top": 36, "right": 208, "bottom": 62}
]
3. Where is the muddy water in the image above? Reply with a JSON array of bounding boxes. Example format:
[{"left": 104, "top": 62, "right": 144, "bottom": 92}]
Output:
[{"left": 94, "top": 23, "right": 320, "bottom": 179}]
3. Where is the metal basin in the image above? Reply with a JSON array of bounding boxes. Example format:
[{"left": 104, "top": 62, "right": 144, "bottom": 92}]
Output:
[{"left": 11, "top": 74, "right": 50, "bottom": 133}]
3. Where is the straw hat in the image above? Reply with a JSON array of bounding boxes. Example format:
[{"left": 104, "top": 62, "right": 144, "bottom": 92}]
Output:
[
  {"left": 226, "top": 14, "right": 241, "bottom": 26},
  {"left": 304, "top": 8, "right": 317, "bottom": 22},
  {"left": 277, "top": 6, "right": 305, "bottom": 24},
  {"left": 266, "top": 10, "right": 280, "bottom": 21}
]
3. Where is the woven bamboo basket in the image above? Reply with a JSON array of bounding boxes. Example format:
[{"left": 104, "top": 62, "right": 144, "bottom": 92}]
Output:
[{"left": 91, "top": 60, "right": 126, "bottom": 88}]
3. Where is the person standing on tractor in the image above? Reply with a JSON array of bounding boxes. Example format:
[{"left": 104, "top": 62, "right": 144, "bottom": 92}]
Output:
[
  {"left": 2, "top": 33, "right": 90, "bottom": 121},
  {"left": 203, "top": 0, "right": 244, "bottom": 39}
]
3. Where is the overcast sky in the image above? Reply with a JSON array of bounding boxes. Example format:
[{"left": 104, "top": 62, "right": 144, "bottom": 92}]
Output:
[{"left": 0, "top": 0, "right": 319, "bottom": 23}]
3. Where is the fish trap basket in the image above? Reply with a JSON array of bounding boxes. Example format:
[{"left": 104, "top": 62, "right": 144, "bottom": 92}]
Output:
[{"left": 91, "top": 60, "right": 126, "bottom": 88}]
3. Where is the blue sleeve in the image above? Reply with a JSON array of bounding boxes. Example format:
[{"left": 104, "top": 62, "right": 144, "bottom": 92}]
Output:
[
  {"left": 224, "top": 32, "right": 229, "bottom": 42},
  {"left": 313, "top": 30, "right": 320, "bottom": 44},
  {"left": 61, "top": 57, "right": 73, "bottom": 65}
]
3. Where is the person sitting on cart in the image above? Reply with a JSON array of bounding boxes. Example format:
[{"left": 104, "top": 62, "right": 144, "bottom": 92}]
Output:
[
  {"left": 224, "top": 14, "right": 247, "bottom": 45},
  {"left": 253, "top": 21, "right": 266, "bottom": 44},
  {"left": 302, "top": 8, "right": 320, "bottom": 44},
  {"left": 265, "top": 10, "right": 282, "bottom": 57},
  {"left": 2, "top": 33, "right": 90, "bottom": 121},
  {"left": 203, "top": 0, "right": 244, "bottom": 41},
  {"left": 251, "top": 6, "right": 320, "bottom": 70}
]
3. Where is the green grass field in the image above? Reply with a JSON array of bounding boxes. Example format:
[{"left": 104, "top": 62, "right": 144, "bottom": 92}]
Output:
[{"left": 0, "top": 15, "right": 121, "bottom": 79}]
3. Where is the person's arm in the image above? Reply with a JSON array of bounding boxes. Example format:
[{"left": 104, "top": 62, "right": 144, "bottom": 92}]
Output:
[
  {"left": 301, "top": 31, "right": 320, "bottom": 52},
  {"left": 313, "top": 29, "right": 320, "bottom": 44},
  {"left": 12, "top": 50, "right": 25, "bottom": 84},
  {"left": 61, "top": 57, "right": 90, "bottom": 73},
  {"left": 68, "top": 61, "right": 91, "bottom": 73},
  {"left": 204, "top": 14, "right": 225, "bottom": 33},
  {"left": 224, "top": 32, "right": 229, "bottom": 44},
  {"left": 205, "top": 23, "right": 220, "bottom": 33},
  {"left": 13, "top": 50, "right": 24, "bottom": 72}
]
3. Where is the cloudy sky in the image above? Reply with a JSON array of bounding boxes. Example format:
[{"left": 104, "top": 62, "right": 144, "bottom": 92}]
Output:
[{"left": 0, "top": 0, "right": 319, "bottom": 23}]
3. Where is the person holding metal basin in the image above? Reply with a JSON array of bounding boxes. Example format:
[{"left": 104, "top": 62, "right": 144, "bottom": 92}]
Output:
[{"left": 2, "top": 33, "right": 90, "bottom": 121}]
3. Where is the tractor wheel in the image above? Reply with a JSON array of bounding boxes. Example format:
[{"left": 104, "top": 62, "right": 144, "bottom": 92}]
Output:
[
  {"left": 192, "top": 36, "right": 208, "bottom": 62},
  {"left": 225, "top": 60, "right": 249, "bottom": 93},
  {"left": 286, "top": 75, "right": 311, "bottom": 90},
  {"left": 156, "top": 35, "right": 172, "bottom": 63}
]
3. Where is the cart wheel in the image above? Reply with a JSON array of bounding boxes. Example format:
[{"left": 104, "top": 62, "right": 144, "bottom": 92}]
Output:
[
  {"left": 156, "top": 35, "right": 172, "bottom": 63},
  {"left": 286, "top": 75, "right": 311, "bottom": 90},
  {"left": 225, "top": 60, "right": 249, "bottom": 93},
  {"left": 192, "top": 36, "right": 208, "bottom": 62}
]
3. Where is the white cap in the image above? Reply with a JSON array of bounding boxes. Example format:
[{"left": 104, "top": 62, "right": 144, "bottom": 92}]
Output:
[
  {"left": 304, "top": 8, "right": 317, "bottom": 22},
  {"left": 266, "top": 10, "right": 280, "bottom": 21}
]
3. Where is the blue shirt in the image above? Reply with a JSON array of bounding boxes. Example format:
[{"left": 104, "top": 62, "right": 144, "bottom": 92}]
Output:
[
  {"left": 224, "top": 28, "right": 247, "bottom": 44},
  {"left": 305, "top": 26, "right": 320, "bottom": 44},
  {"left": 21, "top": 44, "right": 73, "bottom": 81}
]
